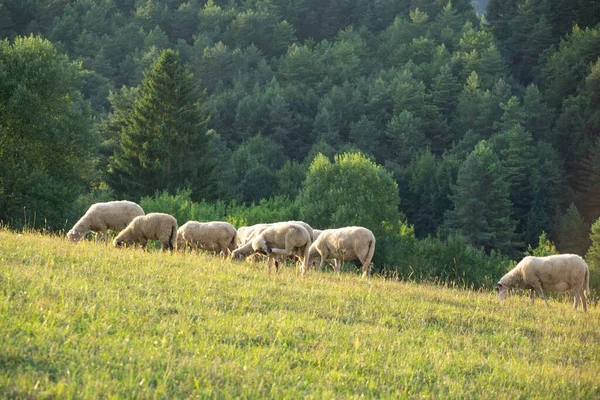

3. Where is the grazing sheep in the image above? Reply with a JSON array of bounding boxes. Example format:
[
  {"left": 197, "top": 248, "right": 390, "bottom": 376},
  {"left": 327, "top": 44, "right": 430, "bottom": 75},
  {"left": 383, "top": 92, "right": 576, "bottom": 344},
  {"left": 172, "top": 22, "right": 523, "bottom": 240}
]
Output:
[
  {"left": 307, "top": 227, "right": 376, "bottom": 277},
  {"left": 494, "top": 254, "right": 590, "bottom": 311},
  {"left": 177, "top": 221, "right": 237, "bottom": 255},
  {"left": 232, "top": 222, "right": 312, "bottom": 274},
  {"left": 67, "top": 200, "right": 145, "bottom": 243},
  {"left": 312, "top": 229, "right": 323, "bottom": 241},
  {"left": 113, "top": 213, "right": 178, "bottom": 251},
  {"left": 235, "top": 223, "right": 271, "bottom": 247}
]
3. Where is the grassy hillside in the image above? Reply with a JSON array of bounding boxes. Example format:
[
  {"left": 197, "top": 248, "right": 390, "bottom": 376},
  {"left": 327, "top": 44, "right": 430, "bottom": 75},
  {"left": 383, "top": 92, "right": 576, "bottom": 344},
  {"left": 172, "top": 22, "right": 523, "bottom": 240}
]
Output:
[{"left": 1, "top": 231, "right": 599, "bottom": 398}]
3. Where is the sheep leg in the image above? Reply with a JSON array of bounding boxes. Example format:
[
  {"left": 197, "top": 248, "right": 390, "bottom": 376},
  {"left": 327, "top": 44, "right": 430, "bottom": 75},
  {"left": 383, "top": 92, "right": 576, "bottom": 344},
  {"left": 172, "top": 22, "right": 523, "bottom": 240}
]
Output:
[
  {"left": 533, "top": 284, "right": 550, "bottom": 307},
  {"left": 530, "top": 289, "right": 535, "bottom": 305},
  {"left": 573, "top": 291, "right": 580, "bottom": 310}
]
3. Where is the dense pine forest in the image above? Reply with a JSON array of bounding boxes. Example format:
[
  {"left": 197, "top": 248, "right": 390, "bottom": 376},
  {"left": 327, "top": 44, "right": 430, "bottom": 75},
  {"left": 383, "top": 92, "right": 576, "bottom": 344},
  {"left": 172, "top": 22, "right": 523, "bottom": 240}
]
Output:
[{"left": 2, "top": 0, "right": 600, "bottom": 285}]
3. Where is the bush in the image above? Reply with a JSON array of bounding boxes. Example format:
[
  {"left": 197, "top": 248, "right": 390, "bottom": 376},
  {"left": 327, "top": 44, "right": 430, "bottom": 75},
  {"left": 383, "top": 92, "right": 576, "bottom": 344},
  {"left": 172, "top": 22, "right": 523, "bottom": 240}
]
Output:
[
  {"left": 376, "top": 232, "right": 512, "bottom": 288},
  {"left": 139, "top": 190, "right": 296, "bottom": 228}
]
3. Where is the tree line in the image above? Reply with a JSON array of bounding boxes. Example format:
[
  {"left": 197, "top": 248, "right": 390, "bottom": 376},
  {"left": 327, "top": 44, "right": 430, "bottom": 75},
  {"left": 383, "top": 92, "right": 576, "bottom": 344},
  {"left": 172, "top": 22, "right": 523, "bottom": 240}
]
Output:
[{"left": 1, "top": 0, "right": 600, "bottom": 285}]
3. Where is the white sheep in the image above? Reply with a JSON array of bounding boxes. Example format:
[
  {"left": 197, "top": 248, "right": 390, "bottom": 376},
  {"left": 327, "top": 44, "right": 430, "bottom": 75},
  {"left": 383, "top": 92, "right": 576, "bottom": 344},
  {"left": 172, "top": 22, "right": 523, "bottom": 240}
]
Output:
[
  {"left": 312, "top": 229, "right": 323, "bottom": 241},
  {"left": 494, "top": 254, "right": 590, "bottom": 311},
  {"left": 177, "top": 221, "right": 237, "bottom": 255},
  {"left": 235, "top": 223, "right": 271, "bottom": 247},
  {"left": 113, "top": 212, "right": 178, "bottom": 251},
  {"left": 232, "top": 222, "right": 312, "bottom": 274},
  {"left": 307, "top": 226, "right": 376, "bottom": 277},
  {"left": 67, "top": 200, "right": 145, "bottom": 243}
]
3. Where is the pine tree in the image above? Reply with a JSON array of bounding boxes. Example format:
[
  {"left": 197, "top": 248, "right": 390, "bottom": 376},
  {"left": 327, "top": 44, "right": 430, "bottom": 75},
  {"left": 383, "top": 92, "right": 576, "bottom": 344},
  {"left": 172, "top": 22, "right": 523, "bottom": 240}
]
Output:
[
  {"left": 555, "top": 203, "right": 590, "bottom": 256},
  {"left": 444, "top": 141, "right": 517, "bottom": 255},
  {"left": 108, "top": 49, "right": 216, "bottom": 201},
  {"left": 577, "top": 136, "right": 600, "bottom": 222},
  {"left": 497, "top": 124, "right": 536, "bottom": 240},
  {"left": 521, "top": 84, "right": 553, "bottom": 141},
  {"left": 432, "top": 64, "right": 461, "bottom": 122}
]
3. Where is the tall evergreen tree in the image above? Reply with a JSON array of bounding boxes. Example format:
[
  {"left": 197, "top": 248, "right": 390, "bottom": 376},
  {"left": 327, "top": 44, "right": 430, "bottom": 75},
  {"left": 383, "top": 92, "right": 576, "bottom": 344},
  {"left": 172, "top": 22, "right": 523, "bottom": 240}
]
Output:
[
  {"left": 496, "top": 124, "right": 536, "bottom": 242},
  {"left": 108, "top": 49, "right": 216, "bottom": 201},
  {"left": 444, "top": 141, "right": 517, "bottom": 254},
  {"left": 577, "top": 136, "right": 600, "bottom": 222},
  {"left": 555, "top": 203, "right": 590, "bottom": 256}
]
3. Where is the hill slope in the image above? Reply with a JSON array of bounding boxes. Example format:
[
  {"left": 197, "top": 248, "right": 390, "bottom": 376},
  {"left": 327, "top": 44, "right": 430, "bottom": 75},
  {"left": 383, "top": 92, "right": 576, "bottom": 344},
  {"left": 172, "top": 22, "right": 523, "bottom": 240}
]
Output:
[{"left": 0, "top": 232, "right": 598, "bottom": 398}]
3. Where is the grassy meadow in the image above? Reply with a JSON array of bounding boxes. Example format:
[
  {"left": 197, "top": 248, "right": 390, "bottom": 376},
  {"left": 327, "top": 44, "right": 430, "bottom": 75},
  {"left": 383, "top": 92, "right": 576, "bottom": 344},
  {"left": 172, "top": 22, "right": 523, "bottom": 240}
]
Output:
[{"left": 0, "top": 231, "right": 599, "bottom": 399}]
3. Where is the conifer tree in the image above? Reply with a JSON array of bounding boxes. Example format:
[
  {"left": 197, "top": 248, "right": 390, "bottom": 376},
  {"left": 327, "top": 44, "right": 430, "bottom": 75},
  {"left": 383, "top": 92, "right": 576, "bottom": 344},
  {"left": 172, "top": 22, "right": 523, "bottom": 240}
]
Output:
[
  {"left": 108, "top": 49, "right": 216, "bottom": 201},
  {"left": 577, "top": 136, "right": 600, "bottom": 222},
  {"left": 444, "top": 141, "right": 517, "bottom": 254},
  {"left": 555, "top": 203, "right": 590, "bottom": 256},
  {"left": 497, "top": 124, "right": 535, "bottom": 239}
]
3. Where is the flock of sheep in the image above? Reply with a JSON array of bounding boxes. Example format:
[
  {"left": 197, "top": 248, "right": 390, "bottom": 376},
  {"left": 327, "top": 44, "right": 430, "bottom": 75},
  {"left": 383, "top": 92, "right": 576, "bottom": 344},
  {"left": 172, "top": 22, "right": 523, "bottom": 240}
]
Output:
[
  {"left": 66, "top": 200, "right": 592, "bottom": 311},
  {"left": 66, "top": 200, "right": 376, "bottom": 277}
]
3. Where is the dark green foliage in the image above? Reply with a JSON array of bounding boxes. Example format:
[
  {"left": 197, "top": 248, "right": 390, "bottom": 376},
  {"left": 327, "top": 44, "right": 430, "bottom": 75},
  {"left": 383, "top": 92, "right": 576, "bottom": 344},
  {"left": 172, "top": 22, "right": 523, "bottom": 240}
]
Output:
[
  {"left": 376, "top": 232, "right": 511, "bottom": 288},
  {"left": 107, "top": 49, "right": 217, "bottom": 201},
  {"left": 555, "top": 203, "right": 590, "bottom": 256},
  {"left": 0, "top": 36, "right": 98, "bottom": 229},
  {"left": 444, "top": 141, "right": 518, "bottom": 255},
  {"left": 585, "top": 216, "right": 600, "bottom": 290},
  {"left": 3, "top": 0, "right": 600, "bottom": 284},
  {"left": 526, "top": 231, "right": 558, "bottom": 257},
  {"left": 402, "top": 150, "right": 458, "bottom": 238},
  {"left": 297, "top": 153, "right": 403, "bottom": 237}
]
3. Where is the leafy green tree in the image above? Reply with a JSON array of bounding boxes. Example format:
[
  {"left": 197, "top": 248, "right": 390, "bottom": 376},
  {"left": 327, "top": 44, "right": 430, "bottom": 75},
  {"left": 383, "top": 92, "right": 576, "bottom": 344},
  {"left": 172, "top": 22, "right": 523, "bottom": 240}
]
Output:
[
  {"left": 0, "top": 35, "right": 97, "bottom": 229},
  {"left": 525, "top": 231, "right": 558, "bottom": 257},
  {"left": 555, "top": 203, "right": 591, "bottom": 256},
  {"left": 297, "top": 152, "right": 402, "bottom": 237},
  {"left": 276, "top": 160, "right": 306, "bottom": 199},
  {"left": 108, "top": 49, "right": 216, "bottom": 201},
  {"left": 585, "top": 216, "right": 600, "bottom": 290},
  {"left": 444, "top": 141, "right": 517, "bottom": 255}
]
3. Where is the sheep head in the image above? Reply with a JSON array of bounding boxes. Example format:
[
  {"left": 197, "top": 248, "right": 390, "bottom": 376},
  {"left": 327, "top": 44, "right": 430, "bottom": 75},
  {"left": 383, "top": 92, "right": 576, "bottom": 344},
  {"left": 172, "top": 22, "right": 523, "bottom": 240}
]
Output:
[
  {"left": 494, "top": 282, "right": 510, "bottom": 300},
  {"left": 67, "top": 229, "right": 84, "bottom": 242}
]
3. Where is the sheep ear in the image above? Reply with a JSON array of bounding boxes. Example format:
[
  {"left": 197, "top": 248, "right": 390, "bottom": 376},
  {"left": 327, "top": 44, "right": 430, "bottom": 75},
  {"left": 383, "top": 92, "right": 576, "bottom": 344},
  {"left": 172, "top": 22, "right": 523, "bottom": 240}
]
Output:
[
  {"left": 494, "top": 283, "right": 502, "bottom": 291},
  {"left": 266, "top": 247, "right": 272, "bottom": 254}
]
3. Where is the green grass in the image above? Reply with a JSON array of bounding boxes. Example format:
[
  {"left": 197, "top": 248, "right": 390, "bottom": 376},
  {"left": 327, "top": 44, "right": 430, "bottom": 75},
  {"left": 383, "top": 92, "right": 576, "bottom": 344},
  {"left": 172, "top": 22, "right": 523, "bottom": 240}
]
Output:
[{"left": 1, "top": 231, "right": 599, "bottom": 399}]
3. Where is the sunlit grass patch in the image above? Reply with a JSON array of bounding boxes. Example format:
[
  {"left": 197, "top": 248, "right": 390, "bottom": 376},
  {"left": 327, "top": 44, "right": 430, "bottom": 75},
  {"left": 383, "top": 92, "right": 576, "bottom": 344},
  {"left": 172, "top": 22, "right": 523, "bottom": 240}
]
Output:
[{"left": 0, "top": 231, "right": 599, "bottom": 398}]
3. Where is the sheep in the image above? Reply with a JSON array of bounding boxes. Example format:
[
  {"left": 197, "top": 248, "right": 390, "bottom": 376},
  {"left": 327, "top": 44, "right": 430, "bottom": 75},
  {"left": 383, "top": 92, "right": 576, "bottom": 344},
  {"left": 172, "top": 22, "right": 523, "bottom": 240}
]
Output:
[
  {"left": 307, "top": 227, "right": 376, "bottom": 277},
  {"left": 235, "top": 223, "right": 271, "bottom": 247},
  {"left": 312, "top": 229, "right": 323, "bottom": 241},
  {"left": 67, "top": 200, "right": 145, "bottom": 243},
  {"left": 177, "top": 221, "right": 237, "bottom": 256},
  {"left": 232, "top": 222, "right": 312, "bottom": 274},
  {"left": 494, "top": 254, "right": 590, "bottom": 311},
  {"left": 113, "top": 212, "right": 178, "bottom": 251}
]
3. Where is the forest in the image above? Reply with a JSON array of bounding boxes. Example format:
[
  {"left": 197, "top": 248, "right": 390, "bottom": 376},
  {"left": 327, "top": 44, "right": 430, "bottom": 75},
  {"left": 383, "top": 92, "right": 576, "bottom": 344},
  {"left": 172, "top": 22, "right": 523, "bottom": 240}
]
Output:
[{"left": 2, "top": 0, "right": 600, "bottom": 285}]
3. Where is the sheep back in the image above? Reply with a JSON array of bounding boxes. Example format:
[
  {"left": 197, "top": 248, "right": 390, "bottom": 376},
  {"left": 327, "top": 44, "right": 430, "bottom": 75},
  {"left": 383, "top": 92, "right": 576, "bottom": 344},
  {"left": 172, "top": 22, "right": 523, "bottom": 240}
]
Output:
[
  {"left": 68, "top": 200, "right": 144, "bottom": 241},
  {"left": 114, "top": 212, "right": 177, "bottom": 250},
  {"left": 309, "top": 226, "right": 376, "bottom": 275},
  {"left": 501, "top": 254, "right": 589, "bottom": 293},
  {"left": 177, "top": 221, "right": 237, "bottom": 253}
]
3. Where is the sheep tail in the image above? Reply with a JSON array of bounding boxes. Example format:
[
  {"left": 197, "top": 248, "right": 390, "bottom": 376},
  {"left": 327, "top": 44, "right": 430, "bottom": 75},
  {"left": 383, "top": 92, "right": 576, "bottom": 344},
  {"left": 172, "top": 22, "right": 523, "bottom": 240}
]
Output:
[
  {"left": 228, "top": 231, "right": 238, "bottom": 254},
  {"left": 302, "top": 237, "right": 312, "bottom": 275},
  {"left": 169, "top": 224, "right": 177, "bottom": 251},
  {"left": 364, "top": 237, "right": 376, "bottom": 276},
  {"left": 585, "top": 265, "right": 590, "bottom": 296}
]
